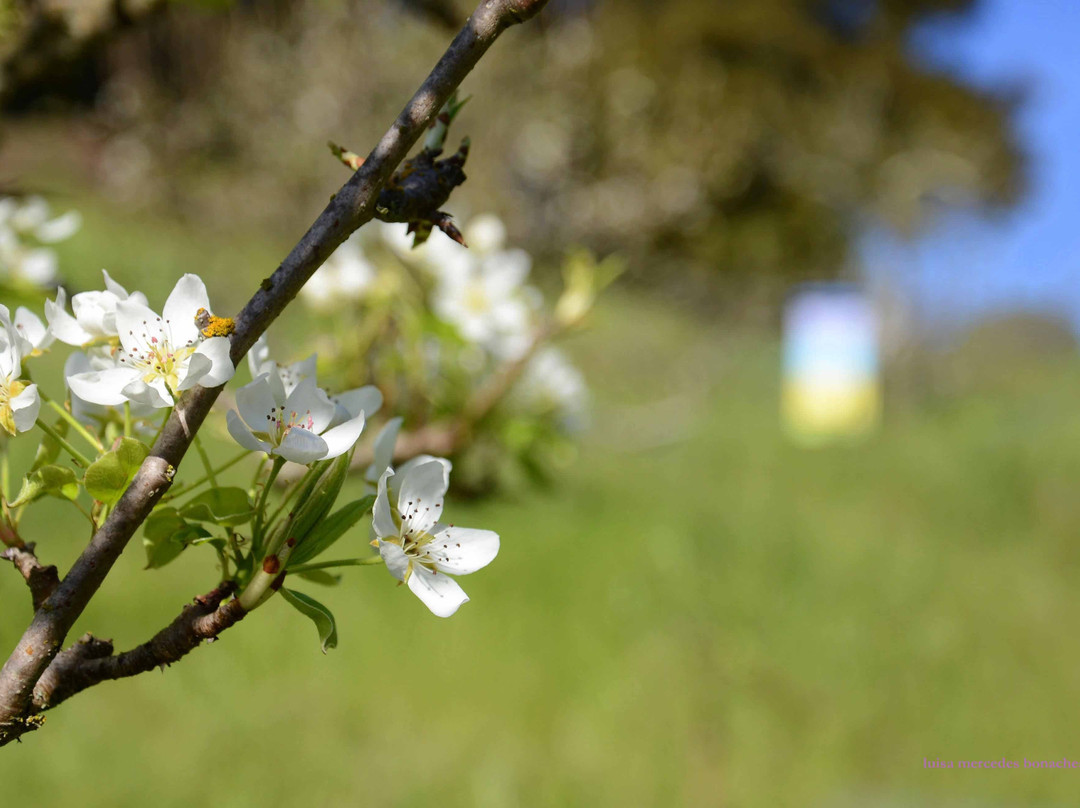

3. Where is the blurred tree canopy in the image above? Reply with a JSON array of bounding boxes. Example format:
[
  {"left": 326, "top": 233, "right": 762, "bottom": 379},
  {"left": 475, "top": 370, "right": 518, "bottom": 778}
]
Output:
[{"left": 0, "top": 0, "right": 1023, "bottom": 290}]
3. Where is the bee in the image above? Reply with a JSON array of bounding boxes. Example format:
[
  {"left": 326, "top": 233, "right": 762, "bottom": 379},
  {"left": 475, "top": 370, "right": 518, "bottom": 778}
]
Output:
[{"left": 194, "top": 307, "right": 235, "bottom": 338}]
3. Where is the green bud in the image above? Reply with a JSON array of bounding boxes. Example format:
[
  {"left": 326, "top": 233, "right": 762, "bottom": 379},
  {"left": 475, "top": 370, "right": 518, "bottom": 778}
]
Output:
[{"left": 273, "top": 453, "right": 351, "bottom": 551}]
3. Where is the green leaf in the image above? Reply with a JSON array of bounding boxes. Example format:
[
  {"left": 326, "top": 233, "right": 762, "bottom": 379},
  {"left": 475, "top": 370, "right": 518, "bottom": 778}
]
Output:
[
  {"left": 29, "top": 419, "right": 66, "bottom": 473},
  {"left": 289, "top": 495, "right": 375, "bottom": 566},
  {"left": 294, "top": 569, "right": 342, "bottom": 587},
  {"left": 280, "top": 588, "right": 338, "bottom": 653},
  {"left": 10, "top": 464, "right": 80, "bottom": 507},
  {"left": 115, "top": 436, "right": 150, "bottom": 468},
  {"left": 143, "top": 506, "right": 210, "bottom": 569},
  {"left": 84, "top": 438, "right": 150, "bottom": 505},
  {"left": 180, "top": 487, "right": 254, "bottom": 526}
]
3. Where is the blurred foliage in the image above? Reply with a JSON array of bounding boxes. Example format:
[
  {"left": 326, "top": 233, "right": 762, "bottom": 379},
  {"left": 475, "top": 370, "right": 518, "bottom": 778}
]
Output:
[
  {"left": 6, "top": 280, "right": 1080, "bottom": 804},
  {"left": 0, "top": 0, "right": 1023, "bottom": 297},
  {"left": 290, "top": 212, "right": 602, "bottom": 496}
]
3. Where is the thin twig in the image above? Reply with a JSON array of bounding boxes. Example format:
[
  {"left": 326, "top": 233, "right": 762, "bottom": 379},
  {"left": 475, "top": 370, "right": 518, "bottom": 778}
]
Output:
[{"left": 0, "top": 544, "right": 60, "bottom": 612}]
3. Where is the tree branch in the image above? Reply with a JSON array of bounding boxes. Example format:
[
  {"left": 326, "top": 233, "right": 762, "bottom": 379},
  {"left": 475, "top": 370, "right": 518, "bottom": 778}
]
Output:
[
  {"left": 31, "top": 581, "right": 244, "bottom": 712},
  {"left": 0, "top": 0, "right": 549, "bottom": 747},
  {"left": 0, "top": 544, "right": 60, "bottom": 612}
]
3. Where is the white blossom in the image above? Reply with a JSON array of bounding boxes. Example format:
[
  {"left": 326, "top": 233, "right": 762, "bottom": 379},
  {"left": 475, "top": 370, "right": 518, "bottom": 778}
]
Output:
[
  {"left": 226, "top": 372, "right": 367, "bottom": 465},
  {"left": 247, "top": 334, "right": 382, "bottom": 428},
  {"left": 372, "top": 459, "right": 499, "bottom": 617},
  {"left": 431, "top": 247, "right": 535, "bottom": 360},
  {"left": 66, "top": 273, "right": 234, "bottom": 408},
  {"left": 46, "top": 269, "right": 148, "bottom": 347},
  {"left": 0, "top": 306, "right": 39, "bottom": 435}
]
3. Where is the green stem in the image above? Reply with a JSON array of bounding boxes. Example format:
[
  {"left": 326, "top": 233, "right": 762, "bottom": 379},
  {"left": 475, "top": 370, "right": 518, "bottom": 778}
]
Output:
[
  {"left": 250, "top": 455, "right": 269, "bottom": 494},
  {"left": 42, "top": 396, "right": 104, "bottom": 453},
  {"left": 162, "top": 451, "right": 249, "bottom": 501},
  {"left": 36, "top": 419, "right": 91, "bottom": 468},
  {"left": 123, "top": 402, "right": 132, "bottom": 439},
  {"left": 1, "top": 449, "right": 9, "bottom": 504},
  {"left": 215, "top": 545, "right": 231, "bottom": 582},
  {"left": 287, "top": 557, "right": 382, "bottom": 573},
  {"left": 227, "top": 530, "right": 242, "bottom": 567},
  {"left": 71, "top": 499, "right": 96, "bottom": 527},
  {"left": 252, "top": 456, "right": 285, "bottom": 551},
  {"left": 193, "top": 433, "right": 218, "bottom": 488},
  {"left": 263, "top": 469, "right": 309, "bottom": 533}
]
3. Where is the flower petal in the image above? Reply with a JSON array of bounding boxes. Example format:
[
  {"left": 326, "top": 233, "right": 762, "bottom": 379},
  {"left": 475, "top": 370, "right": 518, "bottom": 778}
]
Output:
[
  {"left": 162, "top": 274, "right": 209, "bottom": 346},
  {"left": 64, "top": 352, "right": 105, "bottom": 424},
  {"left": 45, "top": 291, "right": 94, "bottom": 346},
  {"left": 406, "top": 566, "right": 469, "bottom": 617},
  {"left": 247, "top": 334, "right": 273, "bottom": 380},
  {"left": 122, "top": 377, "right": 173, "bottom": 408},
  {"left": 276, "top": 427, "right": 329, "bottom": 465},
  {"left": 71, "top": 291, "right": 115, "bottom": 339},
  {"left": 67, "top": 367, "right": 141, "bottom": 406},
  {"left": 115, "top": 298, "right": 166, "bottom": 357},
  {"left": 11, "top": 383, "right": 40, "bottom": 433},
  {"left": 284, "top": 376, "right": 335, "bottom": 434},
  {"left": 397, "top": 459, "right": 449, "bottom": 538},
  {"left": 236, "top": 375, "right": 276, "bottom": 430},
  {"left": 227, "top": 409, "right": 273, "bottom": 454},
  {"left": 176, "top": 351, "right": 212, "bottom": 391},
  {"left": 318, "top": 411, "right": 365, "bottom": 459},
  {"left": 101, "top": 269, "right": 129, "bottom": 298},
  {"left": 372, "top": 467, "right": 397, "bottom": 539},
  {"left": 428, "top": 525, "right": 500, "bottom": 575},
  {"left": 331, "top": 385, "right": 382, "bottom": 426},
  {"left": 279, "top": 354, "right": 317, "bottom": 395},
  {"left": 14, "top": 306, "right": 50, "bottom": 351},
  {"left": 366, "top": 416, "right": 403, "bottom": 482},
  {"left": 389, "top": 454, "right": 451, "bottom": 503},
  {"left": 190, "top": 337, "right": 234, "bottom": 387},
  {"left": 378, "top": 540, "right": 409, "bottom": 581}
]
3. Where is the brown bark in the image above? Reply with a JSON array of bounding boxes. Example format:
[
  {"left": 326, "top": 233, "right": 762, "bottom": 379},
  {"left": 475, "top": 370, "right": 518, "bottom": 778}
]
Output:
[
  {"left": 0, "top": 544, "right": 60, "bottom": 612},
  {"left": 32, "top": 582, "right": 245, "bottom": 711}
]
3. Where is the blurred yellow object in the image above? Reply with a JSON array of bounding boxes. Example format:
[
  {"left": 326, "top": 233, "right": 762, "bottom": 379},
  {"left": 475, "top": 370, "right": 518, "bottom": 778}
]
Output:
[
  {"left": 782, "top": 379, "right": 881, "bottom": 444},
  {"left": 781, "top": 283, "right": 881, "bottom": 445}
]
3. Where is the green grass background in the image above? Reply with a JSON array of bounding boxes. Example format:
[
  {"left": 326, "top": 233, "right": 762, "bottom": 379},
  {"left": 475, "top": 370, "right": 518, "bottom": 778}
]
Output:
[{"left": 2, "top": 202, "right": 1080, "bottom": 806}]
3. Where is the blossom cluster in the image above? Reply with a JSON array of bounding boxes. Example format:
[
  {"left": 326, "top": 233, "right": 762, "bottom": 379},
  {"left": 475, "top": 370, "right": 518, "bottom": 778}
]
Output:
[
  {"left": 298, "top": 214, "right": 600, "bottom": 490},
  {"left": 2, "top": 262, "right": 500, "bottom": 621}
]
